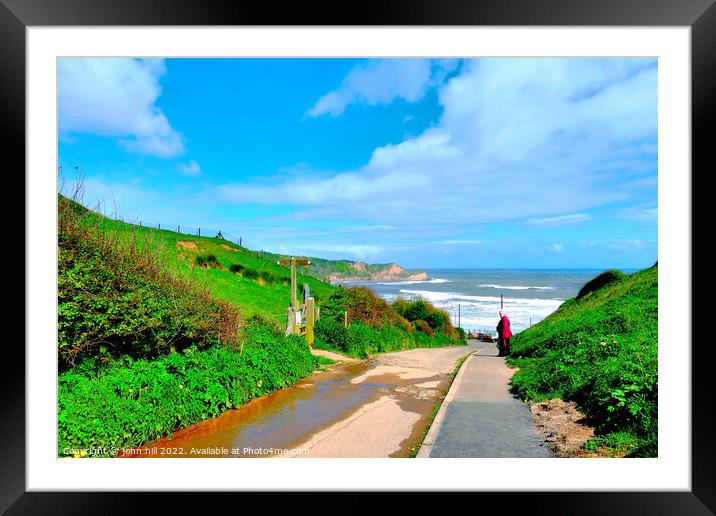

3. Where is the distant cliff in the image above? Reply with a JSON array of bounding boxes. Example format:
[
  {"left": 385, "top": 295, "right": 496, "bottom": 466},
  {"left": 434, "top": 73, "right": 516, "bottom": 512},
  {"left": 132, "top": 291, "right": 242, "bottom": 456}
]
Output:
[{"left": 304, "top": 259, "right": 428, "bottom": 283}]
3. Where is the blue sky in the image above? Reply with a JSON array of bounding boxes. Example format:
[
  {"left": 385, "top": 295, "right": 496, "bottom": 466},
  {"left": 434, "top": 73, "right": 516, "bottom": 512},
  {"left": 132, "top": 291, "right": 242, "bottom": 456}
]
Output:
[{"left": 58, "top": 57, "right": 658, "bottom": 269}]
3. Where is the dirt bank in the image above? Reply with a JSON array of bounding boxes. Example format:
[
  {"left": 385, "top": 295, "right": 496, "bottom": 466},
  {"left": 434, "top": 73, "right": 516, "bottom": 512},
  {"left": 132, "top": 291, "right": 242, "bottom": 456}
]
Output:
[{"left": 529, "top": 398, "right": 600, "bottom": 457}]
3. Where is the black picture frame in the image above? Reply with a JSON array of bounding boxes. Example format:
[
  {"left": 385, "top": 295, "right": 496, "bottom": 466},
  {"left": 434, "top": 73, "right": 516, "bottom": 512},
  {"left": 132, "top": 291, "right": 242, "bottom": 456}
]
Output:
[{"left": 4, "top": 0, "right": 711, "bottom": 513}]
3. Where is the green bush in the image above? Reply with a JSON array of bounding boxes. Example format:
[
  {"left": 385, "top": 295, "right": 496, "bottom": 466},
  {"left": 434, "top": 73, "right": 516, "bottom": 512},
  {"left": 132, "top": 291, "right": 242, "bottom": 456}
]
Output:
[
  {"left": 314, "top": 318, "right": 461, "bottom": 359},
  {"left": 229, "top": 263, "right": 245, "bottom": 274},
  {"left": 413, "top": 319, "right": 434, "bottom": 336},
  {"left": 577, "top": 269, "right": 625, "bottom": 299},
  {"left": 320, "top": 286, "right": 410, "bottom": 330},
  {"left": 258, "top": 270, "right": 274, "bottom": 283},
  {"left": 195, "top": 254, "right": 219, "bottom": 269},
  {"left": 58, "top": 317, "right": 322, "bottom": 457},
  {"left": 314, "top": 317, "right": 350, "bottom": 352},
  {"left": 243, "top": 268, "right": 260, "bottom": 280},
  {"left": 392, "top": 296, "right": 457, "bottom": 338}
]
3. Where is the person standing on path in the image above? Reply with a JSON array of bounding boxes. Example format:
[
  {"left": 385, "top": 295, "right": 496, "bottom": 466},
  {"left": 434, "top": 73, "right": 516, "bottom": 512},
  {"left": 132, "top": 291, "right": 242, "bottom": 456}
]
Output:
[{"left": 496, "top": 310, "right": 512, "bottom": 357}]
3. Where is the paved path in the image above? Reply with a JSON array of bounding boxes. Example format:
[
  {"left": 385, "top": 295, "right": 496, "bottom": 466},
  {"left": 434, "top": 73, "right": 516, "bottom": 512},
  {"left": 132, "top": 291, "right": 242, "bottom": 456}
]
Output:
[{"left": 418, "top": 340, "right": 552, "bottom": 458}]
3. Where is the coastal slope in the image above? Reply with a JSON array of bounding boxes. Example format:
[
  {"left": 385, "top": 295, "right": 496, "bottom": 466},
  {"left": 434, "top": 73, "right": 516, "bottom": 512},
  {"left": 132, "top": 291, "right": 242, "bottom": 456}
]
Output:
[{"left": 507, "top": 265, "right": 658, "bottom": 457}]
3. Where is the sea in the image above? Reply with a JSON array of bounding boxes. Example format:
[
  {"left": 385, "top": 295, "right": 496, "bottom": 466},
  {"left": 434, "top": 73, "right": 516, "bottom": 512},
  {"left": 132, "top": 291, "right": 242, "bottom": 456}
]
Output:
[{"left": 338, "top": 269, "right": 634, "bottom": 335}]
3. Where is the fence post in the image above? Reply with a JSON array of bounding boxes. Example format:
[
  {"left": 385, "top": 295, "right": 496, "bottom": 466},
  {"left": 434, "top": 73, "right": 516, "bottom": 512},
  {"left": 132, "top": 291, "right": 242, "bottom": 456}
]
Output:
[
  {"left": 306, "top": 297, "right": 315, "bottom": 346},
  {"left": 158, "top": 222, "right": 160, "bottom": 230},
  {"left": 177, "top": 225, "right": 180, "bottom": 233},
  {"left": 198, "top": 228, "right": 201, "bottom": 237}
]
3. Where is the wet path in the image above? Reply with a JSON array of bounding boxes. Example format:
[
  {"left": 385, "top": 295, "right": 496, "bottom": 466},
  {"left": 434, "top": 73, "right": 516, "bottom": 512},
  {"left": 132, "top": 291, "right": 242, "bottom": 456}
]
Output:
[{"left": 122, "top": 344, "right": 477, "bottom": 458}]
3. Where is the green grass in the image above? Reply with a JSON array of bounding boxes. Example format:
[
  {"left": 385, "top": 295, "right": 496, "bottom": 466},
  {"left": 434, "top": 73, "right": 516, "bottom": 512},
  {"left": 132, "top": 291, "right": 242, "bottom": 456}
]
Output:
[
  {"left": 59, "top": 322, "right": 324, "bottom": 457},
  {"left": 86, "top": 214, "right": 335, "bottom": 323},
  {"left": 507, "top": 265, "right": 658, "bottom": 457}
]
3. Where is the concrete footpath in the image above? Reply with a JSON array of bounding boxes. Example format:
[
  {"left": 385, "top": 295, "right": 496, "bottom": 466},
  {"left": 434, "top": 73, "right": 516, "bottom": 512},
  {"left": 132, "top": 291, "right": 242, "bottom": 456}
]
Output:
[{"left": 417, "top": 341, "right": 552, "bottom": 458}]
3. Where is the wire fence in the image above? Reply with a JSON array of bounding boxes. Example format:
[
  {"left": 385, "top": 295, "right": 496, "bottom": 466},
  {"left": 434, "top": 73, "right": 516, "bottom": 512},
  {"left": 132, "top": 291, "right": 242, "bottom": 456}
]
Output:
[{"left": 115, "top": 216, "right": 272, "bottom": 257}]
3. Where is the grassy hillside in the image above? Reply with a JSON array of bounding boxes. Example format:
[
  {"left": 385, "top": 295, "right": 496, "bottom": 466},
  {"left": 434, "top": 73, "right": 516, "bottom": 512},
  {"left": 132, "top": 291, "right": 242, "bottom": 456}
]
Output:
[
  {"left": 78, "top": 208, "right": 336, "bottom": 324},
  {"left": 58, "top": 193, "right": 463, "bottom": 456},
  {"left": 507, "top": 265, "right": 658, "bottom": 457},
  {"left": 58, "top": 194, "right": 331, "bottom": 456}
]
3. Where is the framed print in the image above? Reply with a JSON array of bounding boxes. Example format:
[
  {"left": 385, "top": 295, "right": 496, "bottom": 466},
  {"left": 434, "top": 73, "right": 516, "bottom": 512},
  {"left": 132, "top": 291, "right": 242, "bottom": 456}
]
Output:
[{"left": 5, "top": 0, "right": 712, "bottom": 513}]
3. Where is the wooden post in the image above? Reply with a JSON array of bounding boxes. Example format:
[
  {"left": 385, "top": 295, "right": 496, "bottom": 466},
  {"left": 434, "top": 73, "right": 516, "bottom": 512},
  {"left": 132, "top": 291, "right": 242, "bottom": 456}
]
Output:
[
  {"left": 239, "top": 236, "right": 242, "bottom": 247},
  {"left": 198, "top": 228, "right": 201, "bottom": 236},
  {"left": 277, "top": 257, "right": 312, "bottom": 333},
  {"left": 291, "top": 257, "right": 297, "bottom": 308},
  {"left": 305, "top": 297, "right": 315, "bottom": 345},
  {"left": 344, "top": 310, "right": 348, "bottom": 328},
  {"left": 177, "top": 225, "right": 180, "bottom": 233},
  {"left": 458, "top": 303, "right": 461, "bottom": 328}
]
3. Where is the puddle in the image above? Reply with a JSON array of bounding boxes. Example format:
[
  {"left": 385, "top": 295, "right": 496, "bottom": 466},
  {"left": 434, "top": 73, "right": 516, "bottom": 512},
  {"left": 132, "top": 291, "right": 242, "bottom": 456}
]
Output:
[{"left": 120, "top": 358, "right": 450, "bottom": 458}]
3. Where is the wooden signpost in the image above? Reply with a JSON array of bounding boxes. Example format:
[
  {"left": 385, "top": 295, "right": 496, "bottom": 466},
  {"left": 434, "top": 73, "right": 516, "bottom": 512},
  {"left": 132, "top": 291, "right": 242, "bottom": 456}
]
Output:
[{"left": 277, "top": 257, "right": 319, "bottom": 345}]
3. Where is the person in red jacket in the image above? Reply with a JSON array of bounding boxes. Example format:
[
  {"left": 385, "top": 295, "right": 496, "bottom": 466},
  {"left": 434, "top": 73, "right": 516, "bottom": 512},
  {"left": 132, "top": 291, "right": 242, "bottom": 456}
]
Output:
[{"left": 496, "top": 310, "right": 512, "bottom": 357}]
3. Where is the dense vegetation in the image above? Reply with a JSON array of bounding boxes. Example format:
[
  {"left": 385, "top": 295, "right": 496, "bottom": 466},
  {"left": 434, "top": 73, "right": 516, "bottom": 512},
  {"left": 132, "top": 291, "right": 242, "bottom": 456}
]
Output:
[
  {"left": 313, "top": 287, "right": 463, "bottom": 358},
  {"left": 58, "top": 194, "right": 328, "bottom": 456},
  {"left": 507, "top": 265, "right": 658, "bottom": 457},
  {"left": 58, "top": 195, "right": 240, "bottom": 370},
  {"left": 58, "top": 193, "right": 462, "bottom": 456},
  {"left": 59, "top": 316, "right": 329, "bottom": 457}
]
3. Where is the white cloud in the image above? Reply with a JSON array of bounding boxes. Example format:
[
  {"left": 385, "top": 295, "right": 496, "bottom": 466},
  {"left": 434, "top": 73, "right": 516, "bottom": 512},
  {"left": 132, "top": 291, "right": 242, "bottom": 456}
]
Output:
[
  {"left": 528, "top": 213, "right": 591, "bottom": 226},
  {"left": 58, "top": 58, "right": 185, "bottom": 158},
  {"left": 308, "top": 59, "right": 435, "bottom": 117},
  {"left": 219, "top": 58, "right": 657, "bottom": 246},
  {"left": 178, "top": 160, "right": 201, "bottom": 176},
  {"left": 620, "top": 206, "right": 658, "bottom": 221},
  {"left": 550, "top": 244, "right": 565, "bottom": 252}
]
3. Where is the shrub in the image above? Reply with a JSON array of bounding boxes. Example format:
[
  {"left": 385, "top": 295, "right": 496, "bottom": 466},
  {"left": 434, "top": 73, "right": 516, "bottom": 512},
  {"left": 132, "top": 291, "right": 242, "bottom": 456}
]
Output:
[
  {"left": 391, "top": 296, "right": 457, "bottom": 338},
  {"left": 58, "top": 195, "right": 240, "bottom": 370},
  {"left": 577, "top": 269, "right": 625, "bottom": 299},
  {"left": 314, "top": 317, "right": 350, "bottom": 353},
  {"left": 58, "top": 326, "right": 322, "bottom": 456},
  {"left": 243, "top": 268, "right": 260, "bottom": 280},
  {"left": 229, "top": 263, "right": 245, "bottom": 274},
  {"left": 413, "top": 319, "right": 434, "bottom": 336},
  {"left": 258, "top": 270, "right": 274, "bottom": 283}
]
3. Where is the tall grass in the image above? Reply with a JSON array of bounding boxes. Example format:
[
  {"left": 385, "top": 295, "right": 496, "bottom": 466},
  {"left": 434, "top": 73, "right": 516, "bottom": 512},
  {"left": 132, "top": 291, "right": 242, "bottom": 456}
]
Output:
[{"left": 58, "top": 189, "right": 241, "bottom": 370}]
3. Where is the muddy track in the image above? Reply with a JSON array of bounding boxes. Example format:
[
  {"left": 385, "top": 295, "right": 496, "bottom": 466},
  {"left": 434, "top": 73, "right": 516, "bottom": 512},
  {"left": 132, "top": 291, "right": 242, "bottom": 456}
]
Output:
[{"left": 122, "top": 343, "right": 477, "bottom": 458}]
